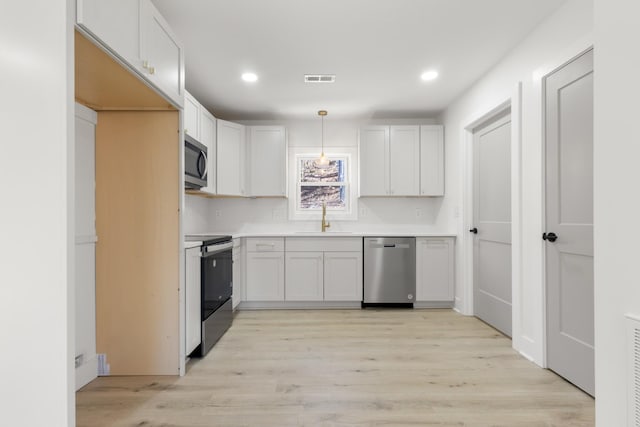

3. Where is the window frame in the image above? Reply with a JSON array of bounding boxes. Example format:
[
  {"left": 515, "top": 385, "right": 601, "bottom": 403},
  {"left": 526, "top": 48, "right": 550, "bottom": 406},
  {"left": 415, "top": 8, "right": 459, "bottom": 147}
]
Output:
[{"left": 288, "top": 147, "right": 358, "bottom": 221}]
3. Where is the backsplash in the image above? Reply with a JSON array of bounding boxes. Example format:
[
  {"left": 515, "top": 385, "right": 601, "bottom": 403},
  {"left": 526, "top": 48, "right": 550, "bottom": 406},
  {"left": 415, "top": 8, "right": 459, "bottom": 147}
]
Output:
[{"left": 185, "top": 194, "right": 453, "bottom": 234}]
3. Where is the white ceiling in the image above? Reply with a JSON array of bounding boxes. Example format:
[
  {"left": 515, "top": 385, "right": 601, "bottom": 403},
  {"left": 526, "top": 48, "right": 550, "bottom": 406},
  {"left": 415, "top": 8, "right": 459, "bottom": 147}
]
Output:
[{"left": 153, "top": 0, "right": 567, "bottom": 120}]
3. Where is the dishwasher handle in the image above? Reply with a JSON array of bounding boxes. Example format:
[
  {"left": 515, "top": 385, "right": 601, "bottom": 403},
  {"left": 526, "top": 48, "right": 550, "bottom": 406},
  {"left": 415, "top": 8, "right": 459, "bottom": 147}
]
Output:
[{"left": 369, "top": 242, "right": 411, "bottom": 249}]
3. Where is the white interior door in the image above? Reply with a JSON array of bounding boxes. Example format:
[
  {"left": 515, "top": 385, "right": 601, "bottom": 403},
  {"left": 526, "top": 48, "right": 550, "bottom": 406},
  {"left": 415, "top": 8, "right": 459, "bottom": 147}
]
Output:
[
  {"left": 472, "top": 112, "right": 512, "bottom": 337},
  {"left": 544, "top": 49, "right": 594, "bottom": 396}
]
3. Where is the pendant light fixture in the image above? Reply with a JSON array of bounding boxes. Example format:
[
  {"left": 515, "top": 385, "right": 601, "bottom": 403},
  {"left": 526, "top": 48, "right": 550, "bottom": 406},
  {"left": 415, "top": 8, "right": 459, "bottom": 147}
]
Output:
[{"left": 316, "top": 110, "right": 330, "bottom": 167}]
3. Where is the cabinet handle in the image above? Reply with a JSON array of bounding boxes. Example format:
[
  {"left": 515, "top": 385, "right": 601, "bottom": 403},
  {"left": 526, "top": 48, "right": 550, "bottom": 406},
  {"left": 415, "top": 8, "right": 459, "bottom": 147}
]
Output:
[
  {"left": 149, "top": 66, "right": 155, "bottom": 75},
  {"left": 142, "top": 60, "right": 149, "bottom": 69}
]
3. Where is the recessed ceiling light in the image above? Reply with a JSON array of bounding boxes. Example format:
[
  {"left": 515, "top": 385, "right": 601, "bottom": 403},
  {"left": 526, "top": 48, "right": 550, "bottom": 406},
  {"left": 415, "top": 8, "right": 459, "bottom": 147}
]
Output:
[
  {"left": 241, "top": 72, "right": 258, "bottom": 82},
  {"left": 421, "top": 70, "right": 439, "bottom": 81}
]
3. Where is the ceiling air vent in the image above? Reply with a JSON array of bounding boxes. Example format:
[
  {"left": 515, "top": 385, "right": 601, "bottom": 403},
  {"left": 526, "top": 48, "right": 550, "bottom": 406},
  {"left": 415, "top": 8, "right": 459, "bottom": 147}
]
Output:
[{"left": 304, "top": 74, "right": 336, "bottom": 83}]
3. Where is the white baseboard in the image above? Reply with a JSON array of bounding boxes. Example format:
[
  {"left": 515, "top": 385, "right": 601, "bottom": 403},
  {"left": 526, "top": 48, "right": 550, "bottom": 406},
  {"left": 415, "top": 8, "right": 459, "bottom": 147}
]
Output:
[
  {"left": 75, "top": 356, "right": 98, "bottom": 391},
  {"left": 238, "top": 301, "right": 361, "bottom": 310},
  {"left": 414, "top": 301, "right": 454, "bottom": 309}
]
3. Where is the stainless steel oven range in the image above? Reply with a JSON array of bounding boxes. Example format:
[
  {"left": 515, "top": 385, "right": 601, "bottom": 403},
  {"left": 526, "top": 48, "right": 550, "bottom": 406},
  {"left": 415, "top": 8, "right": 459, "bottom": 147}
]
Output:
[{"left": 186, "top": 234, "right": 233, "bottom": 357}]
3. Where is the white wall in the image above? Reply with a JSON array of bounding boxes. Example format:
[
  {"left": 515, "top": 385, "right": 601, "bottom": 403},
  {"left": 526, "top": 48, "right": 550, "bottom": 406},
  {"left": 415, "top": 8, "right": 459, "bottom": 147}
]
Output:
[
  {"left": 439, "top": 0, "right": 593, "bottom": 365},
  {"left": 0, "top": 0, "right": 74, "bottom": 426},
  {"left": 188, "top": 117, "right": 451, "bottom": 234},
  {"left": 184, "top": 194, "right": 212, "bottom": 234},
  {"left": 594, "top": 0, "right": 640, "bottom": 424}
]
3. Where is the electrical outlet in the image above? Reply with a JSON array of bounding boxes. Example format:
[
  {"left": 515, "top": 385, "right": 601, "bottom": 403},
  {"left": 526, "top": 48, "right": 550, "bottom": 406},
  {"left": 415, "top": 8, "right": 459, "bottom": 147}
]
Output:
[
  {"left": 273, "top": 209, "right": 285, "bottom": 220},
  {"left": 415, "top": 208, "right": 422, "bottom": 218},
  {"left": 214, "top": 210, "right": 221, "bottom": 218},
  {"left": 359, "top": 206, "right": 368, "bottom": 217},
  {"left": 75, "top": 354, "right": 83, "bottom": 368}
]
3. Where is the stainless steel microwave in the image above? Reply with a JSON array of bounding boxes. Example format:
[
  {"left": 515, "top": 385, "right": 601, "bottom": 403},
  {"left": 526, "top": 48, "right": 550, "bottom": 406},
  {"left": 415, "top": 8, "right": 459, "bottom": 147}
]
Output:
[{"left": 184, "top": 134, "right": 208, "bottom": 189}]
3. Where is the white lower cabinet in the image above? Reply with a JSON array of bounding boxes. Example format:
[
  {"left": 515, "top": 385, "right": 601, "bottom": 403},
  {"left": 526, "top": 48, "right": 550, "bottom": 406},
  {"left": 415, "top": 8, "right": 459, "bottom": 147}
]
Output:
[
  {"left": 232, "top": 238, "right": 244, "bottom": 309},
  {"left": 245, "top": 238, "right": 285, "bottom": 301},
  {"left": 185, "top": 245, "right": 202, "bottom": 356},
  {"left": 416, "top": 237, "right": 455, "bottom": 302},
  {"left": 284, "top": 237, "right": 363, "bottom": 303},
  {"left": 285, "top": 252, "right": 324, "bottom": 301},
  {"left": 324, "top": 252, "right": 363, "bottom": 301}
]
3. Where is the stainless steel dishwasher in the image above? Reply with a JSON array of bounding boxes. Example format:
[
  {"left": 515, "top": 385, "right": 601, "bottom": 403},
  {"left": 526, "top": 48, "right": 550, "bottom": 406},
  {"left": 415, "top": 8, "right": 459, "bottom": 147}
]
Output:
[{"left": 363, "top": 237, "right": 416, "bottom": 306}]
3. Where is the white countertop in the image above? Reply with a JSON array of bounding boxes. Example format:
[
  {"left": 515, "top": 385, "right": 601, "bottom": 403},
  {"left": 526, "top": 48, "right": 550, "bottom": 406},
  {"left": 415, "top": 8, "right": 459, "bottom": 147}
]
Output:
[{"left": 185, "top": 231, "right": 456, "bottom": 239}]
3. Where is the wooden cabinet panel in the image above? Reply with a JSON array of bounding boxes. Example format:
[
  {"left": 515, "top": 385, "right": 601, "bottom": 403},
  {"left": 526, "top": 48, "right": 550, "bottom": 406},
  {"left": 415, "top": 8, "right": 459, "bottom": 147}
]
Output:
[
  {"left": 77, "top": 0, "right": 184, "bottom": 107},
  {"left": 324, "top": 252, "right": 363, "bottom": 301},
  {"left": 285, "top": 252, "right": 324, "bottom": 301}
]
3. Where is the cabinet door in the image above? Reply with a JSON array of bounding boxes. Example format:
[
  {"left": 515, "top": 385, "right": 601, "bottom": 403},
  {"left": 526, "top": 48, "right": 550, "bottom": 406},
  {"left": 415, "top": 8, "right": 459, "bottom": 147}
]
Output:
[
  {"left": 359, "top": 126, "right": 389, "bottom": 196},
  {"left": 420, "top": 125, "right": 444, "bottom": 196},
  {"left": 245, "top": 252, "right": 285, "bottom": 301},
  {"left": 232, "top": 239, "right": 243, "bottom": 309},
  {"left": 217, "top": 120, "right": 245, "bottom": 196},
  {"left": 200, "top": 110, "right": 217, "bottom": 194},
  {"left": 389, "top": 126, "right": 420, "bottom": 196},
  {"left": 247, "top": 126, "right": 286, "bottom": 197},
  {"left": 416, "top": 238, "right": 454, "bottom": 301},
  {"left": 185, "top": 247, "right": 202, "bottom": 355},
  {"left": 324, "top": 252, "right": 363, "bottom": 301},
  {"left": 77, "top": 0, "right": 140, "bottom": 66},
  {"left": 183, "top": 91, "right": 200, "bottom": 140},
  {"left": 285, "top": 252, "right": 324, "bottom": 301},
  {"left": 139, "top": 0, "right": 184, "bottom": 107}
]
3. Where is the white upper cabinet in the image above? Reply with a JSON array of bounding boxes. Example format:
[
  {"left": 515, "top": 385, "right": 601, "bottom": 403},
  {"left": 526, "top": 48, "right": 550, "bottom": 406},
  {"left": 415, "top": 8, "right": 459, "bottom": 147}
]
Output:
[
  {"left": 184, "top": 90, "right": 217, "bottom": 194},
  {"left": 359, "top": 124, "right": 444, "bottom": 197},
  {"left": 420, "top": 125, "right": 444, "bottom": 196},
  {"left": 139, "top": 0, "right": 184, "bottom": 106},
  {"left": 200, "top": 110, "right": 217, "bottom": 194},
  {"left": 389, "top": 126, "right": 420, "bottom": 196},
  {"left": 76, "top": 0, "right": 185, "bottom": 107},
  {"left": 359, "top": 126, "right": 388, "bottom": 196},
  {"left": 183, "top": 92, "right": 200, "bottom": 139},
  {"left": 217, "top": 120, "right": 246, "bottom": 196},
  {"left": 76, "top": 0, "right": 140, "bottom": 66},
  {"left": 246, "top": 126, "right": 287, "bottom": 197}
]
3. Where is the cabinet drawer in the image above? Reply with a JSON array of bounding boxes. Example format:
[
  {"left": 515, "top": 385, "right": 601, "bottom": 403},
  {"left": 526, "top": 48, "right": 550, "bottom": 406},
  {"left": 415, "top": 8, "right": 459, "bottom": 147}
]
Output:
[
  {"left": 246, "top": 237, "right": 284, "bottom": 252},
  {"left": 285, "top": 237, "right": 362, "bottom": 252}
]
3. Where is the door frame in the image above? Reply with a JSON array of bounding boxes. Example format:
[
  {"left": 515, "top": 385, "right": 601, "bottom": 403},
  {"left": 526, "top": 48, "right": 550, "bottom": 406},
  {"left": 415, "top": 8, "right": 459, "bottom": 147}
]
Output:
[
  {"left": 460, "top": 90, "right": 522, "bottom": 336},
  {"left": 540, "top": 45, "right": 594, "bottom": 368}
]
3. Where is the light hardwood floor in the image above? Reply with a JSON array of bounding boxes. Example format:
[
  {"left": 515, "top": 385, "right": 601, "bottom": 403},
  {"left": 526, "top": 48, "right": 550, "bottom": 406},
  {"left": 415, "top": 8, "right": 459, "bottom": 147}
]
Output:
[{"left": 76, "top": 309, "right": 594, "bottom": 426}]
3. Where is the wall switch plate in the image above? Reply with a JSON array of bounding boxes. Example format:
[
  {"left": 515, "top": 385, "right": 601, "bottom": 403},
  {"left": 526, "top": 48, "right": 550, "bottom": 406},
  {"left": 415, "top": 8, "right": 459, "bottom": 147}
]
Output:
[{"left": 272, "top": 209, "right": 285, "bottom": 220}]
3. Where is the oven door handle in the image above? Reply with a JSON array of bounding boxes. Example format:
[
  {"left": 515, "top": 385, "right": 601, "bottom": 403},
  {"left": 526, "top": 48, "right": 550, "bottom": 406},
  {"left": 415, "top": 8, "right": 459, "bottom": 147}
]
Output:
[{"left": 202, "top": 241, "right": 233, "bottom": 257}]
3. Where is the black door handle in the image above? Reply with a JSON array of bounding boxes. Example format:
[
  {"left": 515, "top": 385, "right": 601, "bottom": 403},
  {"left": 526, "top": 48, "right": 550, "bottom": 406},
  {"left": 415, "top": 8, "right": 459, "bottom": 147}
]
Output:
[
  {"left": 542, "top": 232, "right": 558, "bottom": 242},
  {"left": 469, "top": 227, "right": 478, "bottom": 234}
]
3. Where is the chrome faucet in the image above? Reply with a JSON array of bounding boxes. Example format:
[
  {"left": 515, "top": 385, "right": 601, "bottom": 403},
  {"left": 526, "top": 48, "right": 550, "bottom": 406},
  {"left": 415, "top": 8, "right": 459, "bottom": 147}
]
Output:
[{"left": 321, "top": 202, "right": 331, "bottom": 232}]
